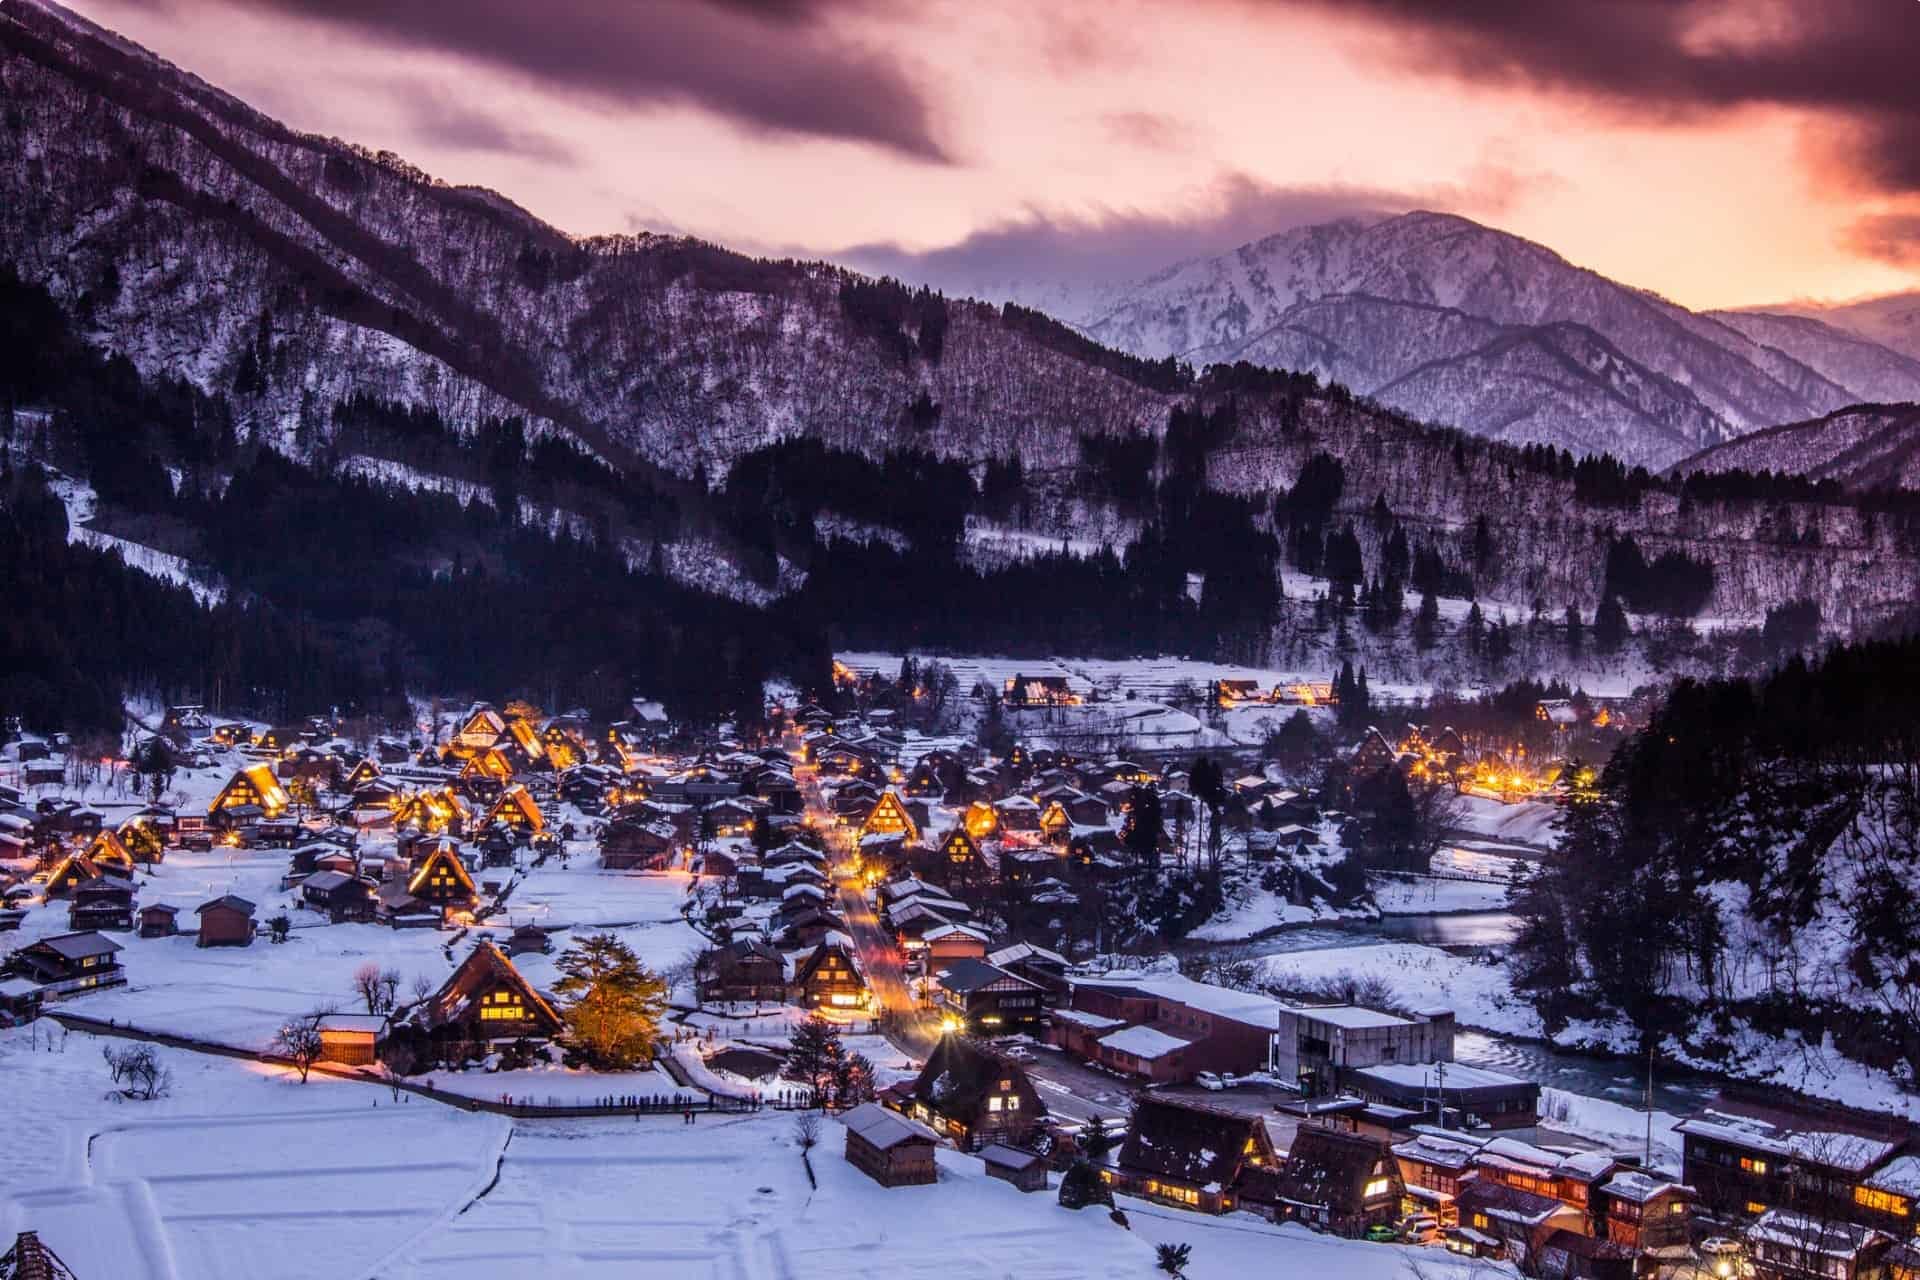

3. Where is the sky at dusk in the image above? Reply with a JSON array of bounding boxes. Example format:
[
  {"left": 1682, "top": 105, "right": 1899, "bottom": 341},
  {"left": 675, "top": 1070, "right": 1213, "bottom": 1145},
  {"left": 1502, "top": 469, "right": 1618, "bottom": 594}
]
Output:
[{"left": 70, "top": 0, "right": 1920, "bottom": 311}]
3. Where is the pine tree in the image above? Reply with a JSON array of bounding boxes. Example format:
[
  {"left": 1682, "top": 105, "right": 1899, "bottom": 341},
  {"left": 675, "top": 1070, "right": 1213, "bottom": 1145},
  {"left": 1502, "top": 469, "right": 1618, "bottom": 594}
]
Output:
[
  {"left": 1465, "top": 602, "right": 1486, "bottom": 656},
  {"left": 552, "top": 933, "right": 667, "bottom": 1068},
  {"left": 1594, "top": 595, "right": 1629, "bottom": 654},
  {"left": 1412, "top": 589, "right": 1439, "bottom": 651},
  {"left": 1564, "top": 604, "right": 1584, "bottom": 658},
  {"left": 785, "top": 1014, "right": 844, "bottom": 1106}
]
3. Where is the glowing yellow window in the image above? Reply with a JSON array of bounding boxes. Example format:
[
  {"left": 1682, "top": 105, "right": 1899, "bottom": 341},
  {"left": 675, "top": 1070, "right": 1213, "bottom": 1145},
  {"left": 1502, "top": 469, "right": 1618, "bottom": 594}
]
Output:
[
  {"left": 1364, "top": 1178, "right": 1391, "bottom": 1198},
  {"left": 1746, "top": 1202, "right": 1768, "bottom": 1215},
  {"left": 1739, "top": 1157, "right": 1768, "bottom": 1175},
  {"left": 1856, "top": 1186, "right": 1909, "bottom": 1216}
]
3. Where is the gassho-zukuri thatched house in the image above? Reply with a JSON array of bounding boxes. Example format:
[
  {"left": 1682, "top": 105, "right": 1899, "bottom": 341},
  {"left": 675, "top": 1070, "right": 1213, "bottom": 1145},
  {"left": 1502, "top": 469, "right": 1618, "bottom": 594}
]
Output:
[{"left": 407, "top": 940, "right": 563, "bottom": 1047}]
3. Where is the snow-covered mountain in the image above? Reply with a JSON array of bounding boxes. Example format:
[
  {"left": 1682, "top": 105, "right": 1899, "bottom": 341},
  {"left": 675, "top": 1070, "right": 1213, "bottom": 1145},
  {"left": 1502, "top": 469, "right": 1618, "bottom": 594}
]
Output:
[
  {"left": 5, "top": 0, "right": 1920, "bottom": 636},
  {"left": 1729, "top": 292, "right": 1920, "bottom": 367},
  {"left": 921, "top": 213, "right": 1920, "bottom": 470},
  {"left": 1671, "top": 404, "right": 1920, "bottom": 493}
]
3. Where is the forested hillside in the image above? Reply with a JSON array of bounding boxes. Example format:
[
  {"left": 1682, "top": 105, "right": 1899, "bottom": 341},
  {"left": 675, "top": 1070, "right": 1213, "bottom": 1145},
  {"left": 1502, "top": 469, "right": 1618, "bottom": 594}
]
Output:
[
  {"left": 6, "top": 0, "right": 1920, "bottom": 733},
  {"left": 1512, "top": 636, "right": 1920, "bottom": 1083}
]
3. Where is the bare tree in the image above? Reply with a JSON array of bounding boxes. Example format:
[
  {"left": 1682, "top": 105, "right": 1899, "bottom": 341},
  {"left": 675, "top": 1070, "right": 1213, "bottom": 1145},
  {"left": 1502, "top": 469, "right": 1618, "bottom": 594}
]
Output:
[
  {"left": 103, "top": 1044, "right": 173, "bottom": 1100},
  {"left": 409, "top": 972, "right": 435, "bottom": 1006},
  {"left": 792, "top": 1112, "right": 822, "bottom": 1151},
  {"left": 273, "top": 1012, "right": 328, "bottom": 1083},
  {"left": 380, "top": 1039, "right": 416, "bottom": 1101},
  {"left": 379, "top": 968, "right": 402, "bottom": 1014},
  {"left": 352, "top": 962, "right": 385, "bottom": 1015}
]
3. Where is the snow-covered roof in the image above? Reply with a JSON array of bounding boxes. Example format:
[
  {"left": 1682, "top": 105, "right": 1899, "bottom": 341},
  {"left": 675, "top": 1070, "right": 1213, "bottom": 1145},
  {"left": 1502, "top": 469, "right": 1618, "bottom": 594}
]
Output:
[
  {"left": 1353, "top": 1061, "right": 1527, "bottom": 1092},
  {"left": 1097, "top": 1024, "right": 1194, "bottom": 1060},
  {"left": 1074, "top": 971, "right": 1284, "bottom": 1029},
  {"left": 1289, "top": 1004, "right": 1418, "bottom": 1030},
  {"left": 1868, "top": 1155, "right": 1920, "bottom": 1197},
  {"left": 841, "top": 1102, "right": 937, "bottom": 1150},
  {"left": 1603, "top": 1170, "right": 1688, "bottom": 1204},
  {"left": 1051, "top": 1008, "right": 1126, "bottom": 1032},
  {"left": 988, "top": 941, "right": 1069, "bottom": 970}
]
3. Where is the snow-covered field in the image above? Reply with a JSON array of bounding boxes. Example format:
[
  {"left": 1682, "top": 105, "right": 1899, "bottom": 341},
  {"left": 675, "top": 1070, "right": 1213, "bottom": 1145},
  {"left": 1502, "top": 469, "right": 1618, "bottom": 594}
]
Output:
[
  {"left": 1257, "top": 943, "right": 1546, "bottom": 1040},
  {"left": 0, "top": 1026, "right": 1489, "bottom": 1280},
  {"left": 1370, "top": 875, "right": 1514, "bottom": 915}
]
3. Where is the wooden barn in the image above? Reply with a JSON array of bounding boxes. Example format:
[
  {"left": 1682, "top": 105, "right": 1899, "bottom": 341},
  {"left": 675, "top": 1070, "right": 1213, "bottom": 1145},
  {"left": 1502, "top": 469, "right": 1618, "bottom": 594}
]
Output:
[
  {"left": 414, "top": 940, "right": 564, "bottom": 1044},
  {"left": 194, "top": 894, "right": 256, "bottom": 947},
  {"left": 980, "top": 1144, "right": 1049, "bottom": 1192},
  {"left": 137, "top": 903, "right": 181, "bottom": 938},
  {"left": 41, "top": 854, "right": 104, "bottom": 899},
  {"left": 842, "top": 1102, "right": 939, "bottom": 1188},
  {"left": 461, "top": 746, "right": 516, "bottom": 786},
  {"left": 315, "top": 1012, "right": 387, "bottom": 1066}
]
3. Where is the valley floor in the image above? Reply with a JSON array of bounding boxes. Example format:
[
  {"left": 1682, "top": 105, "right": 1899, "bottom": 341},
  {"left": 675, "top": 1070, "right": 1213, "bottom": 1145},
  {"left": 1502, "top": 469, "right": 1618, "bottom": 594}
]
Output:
[{"left": 0, "top": 1025, "right": 1489, "bottom": 1280}]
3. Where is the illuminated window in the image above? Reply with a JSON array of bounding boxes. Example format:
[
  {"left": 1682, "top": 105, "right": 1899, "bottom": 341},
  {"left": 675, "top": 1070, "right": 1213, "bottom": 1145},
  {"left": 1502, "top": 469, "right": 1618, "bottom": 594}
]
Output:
[
  {"left": 1856, "top": 1186, "right": 1909, "bottom": 1216},
  {"left": 1740, "top": 1157, "right": 1769, "bottom": 1175},
  {"left": 1472, "top": 1213, "right": 1489, "bottom": 1230},
  {"left": 1669, "top": 1202, "right": 1686, "bottom": 1215},
  {"left": 1364, "top": 1178, "right": 1391, "bottom": 1199},
  {"left": 989, "top": 1097, "right": 1003, "bottom": 1112},
  {"left": 1007, "top": 1096, "right": 1020, "bottom": 1111},
  {"left": 1746, "top": 1202, "right": 1768, "bottom": 1216}
]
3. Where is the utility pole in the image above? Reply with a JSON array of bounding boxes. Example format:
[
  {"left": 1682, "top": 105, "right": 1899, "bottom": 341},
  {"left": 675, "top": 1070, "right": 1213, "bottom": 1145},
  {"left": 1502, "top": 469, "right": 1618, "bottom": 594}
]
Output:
[
  {"left": 1433, "top": 1059, "right": 1446, "bottom": 1130},
  {"left": 1644, "top": 1040, "right": 1654, "bottom": 1167}
]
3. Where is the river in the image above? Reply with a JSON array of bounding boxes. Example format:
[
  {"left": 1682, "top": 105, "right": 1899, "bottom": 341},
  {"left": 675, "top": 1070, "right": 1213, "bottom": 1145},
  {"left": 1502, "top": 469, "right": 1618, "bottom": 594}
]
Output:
[{"left": 1206, "top": 908, "right": 1720, "bottom": 1114}]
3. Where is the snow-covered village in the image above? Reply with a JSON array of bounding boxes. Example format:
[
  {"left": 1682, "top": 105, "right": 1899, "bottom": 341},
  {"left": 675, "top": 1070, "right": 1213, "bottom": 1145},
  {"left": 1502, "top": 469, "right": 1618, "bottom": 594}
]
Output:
[{"left": 8, "top": 2, "right": 1920, "bottom": 1279}]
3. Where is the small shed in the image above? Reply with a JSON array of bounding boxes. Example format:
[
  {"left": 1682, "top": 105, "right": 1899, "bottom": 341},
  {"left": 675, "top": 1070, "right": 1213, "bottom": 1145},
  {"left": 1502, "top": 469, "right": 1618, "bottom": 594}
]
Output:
[
  {"left": 138, "top": 903, "right": 181, "bottom": 938},
  {"left": 979, "top": 1144, "right": 1048, "bottom": 1192},
  {"left": 195, "top": 894, "right": 257, "bottom": 947},
  {"left": 842, "top": 1102, "right": 939, "bottom": 1188},
  {"left": 314, "top": 1012, "right": 386, "bottom": 1066}
]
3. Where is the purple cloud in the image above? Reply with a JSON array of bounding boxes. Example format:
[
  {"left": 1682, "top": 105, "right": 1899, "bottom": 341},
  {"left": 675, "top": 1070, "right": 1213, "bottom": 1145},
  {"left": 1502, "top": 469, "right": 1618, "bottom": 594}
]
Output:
[{"left": 213, "top": 0, "right": 950, "bottom": 162}]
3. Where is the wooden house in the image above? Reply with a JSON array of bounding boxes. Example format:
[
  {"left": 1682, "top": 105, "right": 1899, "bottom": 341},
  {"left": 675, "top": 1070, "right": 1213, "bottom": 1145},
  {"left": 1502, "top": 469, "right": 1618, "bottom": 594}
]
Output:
[
  {"left": 257, "top": 725, "right": 307, "bottom": 754},
  {"left": 1749, "top": 1211, "right": 1891, "bottom": 1280},
  {"left": 405, "top": 839, "right": 478, "bottom": 913},
  {"left": 600, "top": 817, "right": 675, "bottom": 870},
  {"left": 67, "top": 877, "right": 135, "bottom": 931},
  {"left": 902, "top": 1034, "right": 1045, "bottom": 1150},
  {"left": 1350, "top": 728, "right": 1399, "bottom": 773},
  {"left": 9, "top": 930, "right": 125, "bottom": 997},
  {"left": 1004, "top": 674, "right": 1078, "bottom": 708},
  {"left": 395, "top": 787, "right": 469, "bottom": 835},
  {"left": 694, "top": 938, "right": 789, "bottom": 1004},
  {"left": 81, "top": 829, "right": 136, "bottom": 873},
  {"left": 1597, "top": 1169, "right": 1692, "bottom": 1252},
  {"left": 195, "top": 894, "right": 256, "bottom": 947},
  {"left": 932, "top": 959, "right": 1045, "bottom": 1034},
  {"left": 922, "top": 923, "right": 992, "bottom": 967},
  {"left": 1115, "top": 1097, "right": 1278, "bottom": 1214},
  {"left": 1260, "top": 1126, "right": 1404, "bottom": 1237},
  {"left": 1455, "top": 1180, "right": 1589, "bottom": 1270},
  {"left": 315, "top": 1012, "right": 386, "bottom": 1066},
  {"left": 414, "top": 940, "right": 563, "bottom": 1044},
  {"left": 962, "top": 801, "right": 999, "bottom": 842},
  {"left": 341, "top": 758, "right": 383, "bottom": 789},
  {"left": 42, "top": 853, "right": 104, "bottom": 898},
  {"left": 208, "top": 764, "right": 290, "bottom": 820},
  {"left": 300, "top": 869, "right": 377, "bottom": 921},
  {"left": 138, "top": 902, "right": 181, "bottom": 938},
  {"left": 1536, "top": 1230, "right": 1636, "bottom": 1280},
  {"left": 858, "top": 791, "right": 919, "bottom": 844},
  {"left": 461, "top": 746, "right": 517, "bottom": 786},
  {"left": 794, "top": 939, "right": 867, "bottom": 1011},
  {"left": 451, "top": 705, "right": 506, "bottom": 757},
  {"left": 483, "top": 786, "right": 545, "bottom": 838}
]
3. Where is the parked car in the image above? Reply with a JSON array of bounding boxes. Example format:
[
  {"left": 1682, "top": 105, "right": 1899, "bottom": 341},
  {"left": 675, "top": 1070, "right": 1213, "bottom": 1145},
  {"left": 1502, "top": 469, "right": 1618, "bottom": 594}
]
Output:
[
  {"left": 1194, "top": 1072, "right": 1226, "bottom": 1091},
  {"left": 1364, "top": 1225, "right": 1400, "bottom": 1244},
  {"left": 1401, "top": 1214, "right": 1441, "bottom": 1245}
]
